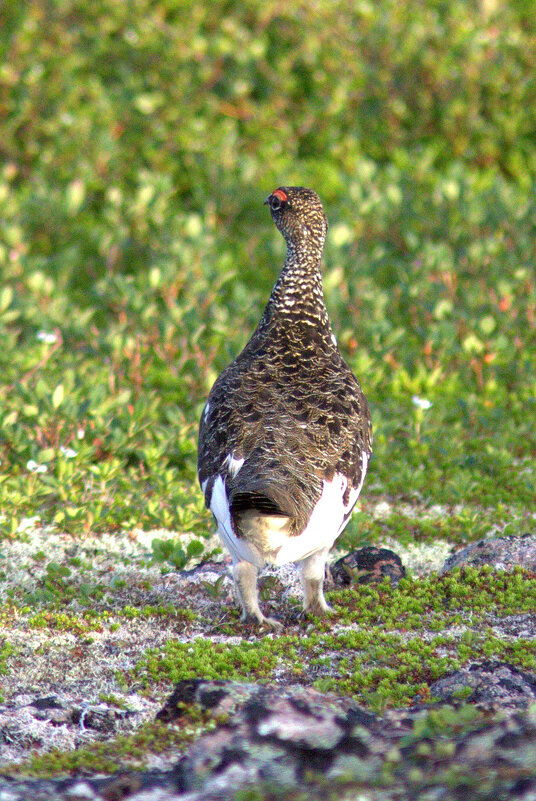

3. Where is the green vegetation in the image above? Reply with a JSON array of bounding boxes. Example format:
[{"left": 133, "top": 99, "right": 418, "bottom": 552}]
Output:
[
  {"left": 1, "top": 0, "right": 536, "bottom": 783},
  {"left": 132, "top": 568, "right": 536, "bottom": 710},
  {"left": 1, "top": 0, "right": 535, "bottom": 543},
  {"left": 6, "top": 715, "right": 213, "bottom": 778}
]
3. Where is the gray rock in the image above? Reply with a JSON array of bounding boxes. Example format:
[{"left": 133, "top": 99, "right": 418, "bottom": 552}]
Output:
[
  {"left": 441, "top": 534, "right": 536, "bottom": 574},
  {"left": 4, "top": 676, "right": 536, "bottom": 799},
  {"left": 429, "top": 660, "right": 536, "bottom": 711}
]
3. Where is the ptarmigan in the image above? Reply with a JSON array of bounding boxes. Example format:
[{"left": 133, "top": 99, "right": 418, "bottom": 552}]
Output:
[{"left": 198, "top": 186, "right": 372, "bottom": 627}]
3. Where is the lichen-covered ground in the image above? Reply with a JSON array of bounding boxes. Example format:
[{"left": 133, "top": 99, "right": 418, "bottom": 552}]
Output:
[{"left": 1, "top": 512, "right": 536, "bottom": 796}]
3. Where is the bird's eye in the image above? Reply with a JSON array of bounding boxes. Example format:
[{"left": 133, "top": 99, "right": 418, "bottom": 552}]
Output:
[{"left": 266, "top": 189, "right": 288, "bottom": 212}]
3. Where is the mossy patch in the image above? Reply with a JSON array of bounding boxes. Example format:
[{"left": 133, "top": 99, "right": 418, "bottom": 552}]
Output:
[
  {"left": 328, "top": 566, "right": 536, "bottom": 629},
  {"left": 128, "top": 567, "right": 536, "bottom": 711},
  {"left": 3, "top": 563, "right": 536, "bottom": 780},
  {"left": 5, "top": 712, "right": 212, "bottom": 778},
  {"left": 132, "top": 627, "right": 535, "bottom": 712}
]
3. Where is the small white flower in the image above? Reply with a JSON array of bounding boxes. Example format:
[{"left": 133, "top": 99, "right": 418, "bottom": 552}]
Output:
[
  {"left": 60, "top": 445, "right": 77, "bottom": 458},
  {"left": 412, "top": 395, "right": 432, "bottom": 410},
  {"left": 37, "top": 331, "right": 58, "bottom": 344},
  {"left": 27, "top": 459, "right": 47, "bottom": 473},
  {"left": 77, "top": 428, "right": 85, "bottom": 440}
]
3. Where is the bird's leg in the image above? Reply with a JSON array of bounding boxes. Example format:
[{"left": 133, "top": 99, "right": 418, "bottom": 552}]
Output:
[
  {"left": 299, "top": 549, "right": 332, "bottom": 617},
  {"left": 232, "top": 560, "right": 282, "bottom": 628}
]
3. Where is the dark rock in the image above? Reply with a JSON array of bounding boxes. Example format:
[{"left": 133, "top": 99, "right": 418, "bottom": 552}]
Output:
[
  {"left": 198, "top": 686, "right": 230, "bottom": 711},
  {"left": 242, "top": 696, "right": 273, "bottom": 726},
  {"left": 157, "top": 679, "right": 206, "bottom": 721},
  {"left": 158, "top": 681, "right": 268, "bottom": 725},
  {"left": 344, "top": 705, "right": 378, "bottom": 730},
  {"left": 161, "top": 681, "right": 381, "bottom": 795},
  {"left": 158, "top": 680, "right": 536, "bottom": 799},
  {"left": 31, "top": 697, "right": 65, "bottom": 711},
  {"left": 99, "top": 772, "right": 141, "bottom": 800},
  {"left": 67, "top": 705, "right": 117, "bottom": 734},
  {"left": 441, "top": 535, "right": 536, "bottom": 574},
  {"left": 331, "top": 546, "right": 406, "bottom": 586},
  {"left": 157, "top": 679, "right": 229, "bottom": 722},
  {"left": 429, "top": 661, "right": 536, "bottom": 710}
]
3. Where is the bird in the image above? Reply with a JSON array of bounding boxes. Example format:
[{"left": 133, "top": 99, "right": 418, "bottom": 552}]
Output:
[{"left": 197, "top": 186, "right": 372, "bottom": 627}]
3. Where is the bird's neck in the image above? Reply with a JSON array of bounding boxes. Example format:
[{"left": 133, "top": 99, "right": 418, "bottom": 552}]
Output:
[{"left": 262, "top": 236, "right": 331, "bottom": 331}]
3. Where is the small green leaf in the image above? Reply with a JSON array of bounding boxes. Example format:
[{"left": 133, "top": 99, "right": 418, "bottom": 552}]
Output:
[
  {"left": 186, "top": 539, "right": 204, "bottom": 559},
  {"left": 0, "top": 285, "right": 13, "bottom": 313},
  {"left": 479, "top": 315, "right": 496, "bottom": 335},
  {"left": 462, "top": 334, "right": 485, "bottom": 353},
  {"left": 52, "top": 384, "right": 64, "bottom": 409}
]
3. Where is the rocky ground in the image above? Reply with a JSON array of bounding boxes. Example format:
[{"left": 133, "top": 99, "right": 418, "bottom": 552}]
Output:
[{"left": 0, "top": 524, "right": 536, "bottom": 800}]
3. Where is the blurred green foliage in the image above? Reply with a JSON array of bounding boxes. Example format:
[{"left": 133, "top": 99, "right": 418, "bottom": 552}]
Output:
[{"left": 0, "top": 0, "right": 535, "bottom": 542}]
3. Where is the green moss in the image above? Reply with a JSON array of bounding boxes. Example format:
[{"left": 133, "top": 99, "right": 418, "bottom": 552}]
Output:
[
  {"left": 328, "top": 566, "right": 536, "bottom": 630},
  {"left": 134, "top": 635, "right": 298, "bottom": 686},
  {"left": 131, "top": 624, "right": 533, "bottom": 711},
  {"left": 98, "top": 693, "right": 127, "bottom": 708},
  {"left": 28, "top": 611, "right": 105, "bottom": 634},
  {"left": 19, "top": 603, "right": 196, "bottom": 638},
  {"left": 128, "top": 567, "right": 536, "bottom": 710},
  {"left": 0, "top": 641, "right": 16, "bottom": 676},
  {"left": 6, "top": 712, "right": 213, "bottom": 779}
]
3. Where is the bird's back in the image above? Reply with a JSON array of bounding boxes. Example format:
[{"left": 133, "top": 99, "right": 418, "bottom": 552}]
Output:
[{"left": 198, "top": 309, "right": 371, "bottom": 562}]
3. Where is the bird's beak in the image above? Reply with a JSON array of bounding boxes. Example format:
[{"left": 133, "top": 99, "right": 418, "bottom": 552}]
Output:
[{"left": 263, "top": 195, "right": 271, "bottom": 205}]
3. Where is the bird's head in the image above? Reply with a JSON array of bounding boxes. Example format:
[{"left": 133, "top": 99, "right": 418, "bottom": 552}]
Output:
[{"left": 264, "top": 186, "right": 328, "bottom": 248}]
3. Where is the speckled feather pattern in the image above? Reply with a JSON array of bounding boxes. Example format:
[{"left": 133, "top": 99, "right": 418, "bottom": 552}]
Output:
[{"left": 198, "top": 187, "right": 372, "bottom": 543}]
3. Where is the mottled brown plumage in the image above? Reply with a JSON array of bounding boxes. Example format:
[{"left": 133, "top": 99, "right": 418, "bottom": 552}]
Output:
[{"left": 198, "top": 186, "right": 372, "bottom": 626}]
